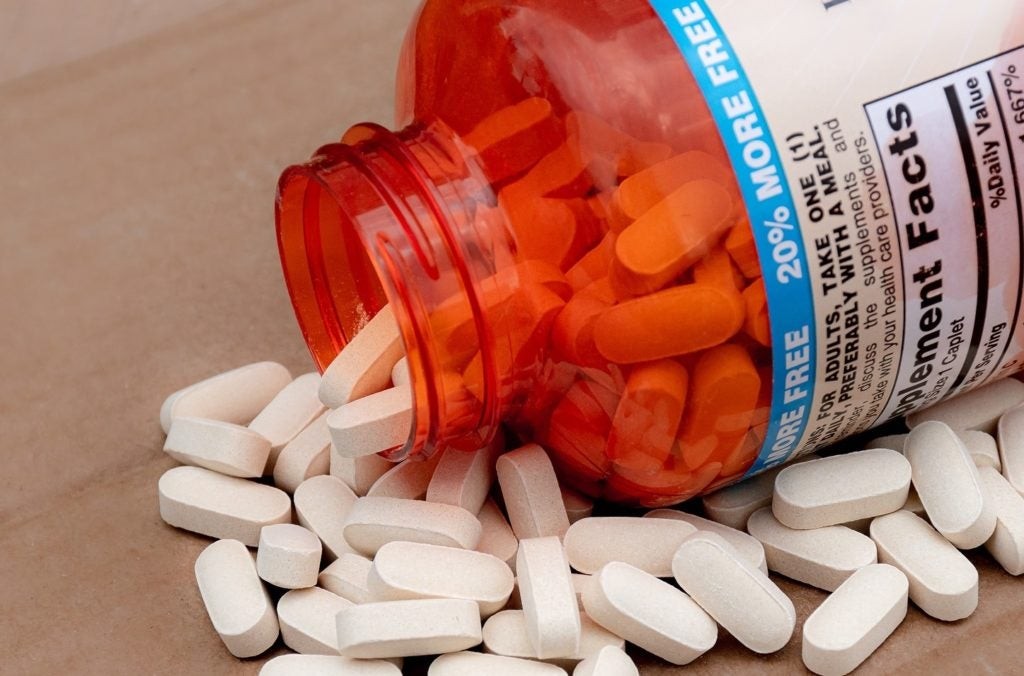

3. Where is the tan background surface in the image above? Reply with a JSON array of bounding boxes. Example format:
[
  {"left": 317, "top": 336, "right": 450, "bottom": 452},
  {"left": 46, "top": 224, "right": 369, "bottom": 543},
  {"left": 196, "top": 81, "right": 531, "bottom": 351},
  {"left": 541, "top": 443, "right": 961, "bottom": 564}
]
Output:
[{"left": 1, "top": 1, "right": 1021, "bottom": 674}]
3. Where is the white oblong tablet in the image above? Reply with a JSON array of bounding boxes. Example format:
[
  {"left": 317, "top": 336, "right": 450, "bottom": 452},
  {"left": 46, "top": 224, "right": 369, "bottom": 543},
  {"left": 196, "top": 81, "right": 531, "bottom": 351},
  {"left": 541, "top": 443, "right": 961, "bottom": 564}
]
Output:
[
  {"left": 160, "top": 361, "right": 293, "bottom": 433},
  {"left": 905, "top": 421, "right": 996, "bottom": 549},
  {"left": 327, "top": 385, "right": 412, "bottom": 458},
  {"left": 256, "top": 524, "right": 322, "bottom": 589},
  {"left": 563, "top": 517, "right": 696, "bottom": 577},
  {"left": 293, "top": 475, "right": 358, "bottom": 560},
  {"left": 582, "top": 562, "right": 716, "bottom": 666},
  {"left": 335, "top": 598, "right": 482, "bottom": 658},
  {"left": 997, "top": 405, "right": 1024, "bottom": 495},
  {"left": 430, "top": 652, "right": 566, "bottom": 676},
  {"left": 672, "top": 531, "right": 795, "bottom": 654},
  {"left": 343, "top": 496, "right": 482, "bottom": 556},
  {"left": 516, "top": 537, "right": 581, "bottom": 659},
  {"left": 561, "top": 486, "right": 594, "bottom": 524},
  {"left": 573, "top": 646, "right": 638, "bottom": 676},
  {"left": 164, "top": 417, "right": 271, "bottom": 478},
  {"left": 645, "top": 509, "right": 767, "bottom": 574},
  {"left": 272, "top": 411, "right": 331, "bottom": 493},
  {"left": 260, "top": 654, "right": 401, "bottom": 676},
  {"left": 772, "top": 449, "right": 910, "bottom": 529},
  {"left": 867, "top": 433, "right": 908, "bottom": 453},
  {"left": 319, "top": 305, "right": 404, "bottom": 408},
  {"left": 481, "top": 609, "right": 623, "bottom": 668},
  {"left": 194, "top": 539, "right": 278, "bottom": 658},
  {"left": 907, "top": 377, "right": 1024, "bottom": 433},
  {"left": 391, "top": 356, "right": 411, "bottom": 388},
  {"left": 250, "top": 372, "right": 325, "bottom": 453},
  {"left": 159, "top": 466, "right": 291, "bottom": 546},
  {"left": 746, "top": 507, "right": 877, "bottom": 591},
  {"left": 960, "top": 430, "right": 1001, "bottom": 471},
  {"left": 366, "top": 451, "right": 444, "bottom": 500},
  {"left": 277, "top": 586, "right": 353, "bottom": 654},
  {"left": 701, "top": 455, "right": 820, "bottom": 530},
  {"left": 476, "top": 498, "right": 519, "bottom": 569},
  {"left": 978, "top": 466, "right": 1024, "bottom": 575},
  {"left": 802, "top": 563, "right": 909, "bottom": 676},
  {"left": 427, "top": 439, "right": 503, "bottom": 515},
  {"left": 869, "top": 510, "right": 978, "bottom": 621},
  {"left": 332, "top": 447, "right": 395, "bottom": 496},
  {"left": 319, "top": 553, "right": 378, "bottom": 603},
  {"left": 496, "top": 444, "right": 571, "bottom": 541},
  {"left": 369, "top": 541, "right": 514, "bottom": 617}
]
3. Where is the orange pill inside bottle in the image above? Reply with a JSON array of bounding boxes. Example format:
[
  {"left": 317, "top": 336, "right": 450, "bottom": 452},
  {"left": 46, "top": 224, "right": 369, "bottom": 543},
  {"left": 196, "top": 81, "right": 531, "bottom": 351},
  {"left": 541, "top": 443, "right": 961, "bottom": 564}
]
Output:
[{"left": 276, "top": 0, "right": 1024, "bottom": 506}]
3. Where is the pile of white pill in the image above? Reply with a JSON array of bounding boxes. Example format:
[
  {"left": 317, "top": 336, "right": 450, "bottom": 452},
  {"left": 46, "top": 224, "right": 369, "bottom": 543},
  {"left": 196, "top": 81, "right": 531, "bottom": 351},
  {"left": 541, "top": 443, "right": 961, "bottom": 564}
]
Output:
[{"left": 156, "top": 307, "right": 1024, "bottom": 675}]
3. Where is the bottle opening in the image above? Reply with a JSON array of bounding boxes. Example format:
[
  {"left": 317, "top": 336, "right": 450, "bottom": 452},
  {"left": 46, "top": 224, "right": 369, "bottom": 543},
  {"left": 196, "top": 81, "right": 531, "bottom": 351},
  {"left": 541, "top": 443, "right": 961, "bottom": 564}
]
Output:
[{"left": 276, "top": 124, "right": 504, "bottom": 460}]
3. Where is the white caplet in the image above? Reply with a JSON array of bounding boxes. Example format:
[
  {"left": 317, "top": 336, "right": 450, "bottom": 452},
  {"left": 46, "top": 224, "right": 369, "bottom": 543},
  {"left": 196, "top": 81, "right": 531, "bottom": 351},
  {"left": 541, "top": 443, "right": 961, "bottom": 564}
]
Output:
[
  {"left": 256, "top": 524, "right": 322, "bottom": 589},
  {"left": 159, "top": 466, "right": 291, "bottom": 546},
  {"left": 164, "top": 417, "right": 271, "bottom": 478},
  {"left": 644, "top": 508, "right": 767, "bottom": 574},
  {"left": 869, "top": 510, "right": 978, "bottom": 621},
  {"left": 160, "top": 361, "right": 292, "bottom": 433},
  {"left": 572, "top": 646, "right": 638, "bottom": 676},
  {"left": 293, "top": 475, "right": 358, "bottom": 560},
  {"left": 342, "top": 496, "right": 482, "bottom": 555},
  {"left": 772, "top": 449, "right": 910, "bottom": 530},
  {"left": 905, "top": 421, "right": 996, "bottom": 549},
  {"left": 672, "top": 531, "right": 795, "bottom": 654},
  {"left": 801, "top": 563, "right": 909, "bottom": 676},
  {"left": 194, "top": 539, "right": 278, "bottom": 658},
  {"left": 332, "top": 447, "right": 395, "bottom": 496},
  {"left": 319, "top": 305, "right": 404, "bottom": 408},
  {"left": 249, "top": 372, "right": 325, "bottom": 453},
  {"left": 429, "top": 652, "right": 566, "bottom": 676},
  {"left": 497, "top": 443, "right": 571, "bottom": 541},
  {"left": 481, "top": 609, "right": 624, "bottom": 669},
  {"left": 959, "top": 430, "right": 1001, "bottom": 471},
  {"left": 277, "top": 586, "right": 353, "bottom": 654},
  {"left": 335, "top": 598, "right": 482, "bottom": 658},
  {"left": 978, "top": 466, "right": 1024, "bottom": 575},
  {"left": 516, "top": 537, "right": 581, "bottom": 659},
  {"left": 746, "top": 507, "right": 877, "bottom": 592},
  {"left": 327, "top": 386, "right": 413, "bottom": 458},
  {"left": 997, "top": 405, "right": 1024, "bottom": 496},
  {"left": 476, "top": 498, "right": 520, "bottom": 569},
  {"left": 318, "top": 553, "right": 378, "bottom": 603},
  {"left": 368, "top": 541, "right": 514, "bottom": 617},
  {"left": 272, "top": 411, "right": 332, "bottom": 492},
  {"left": 582, "top": 561, "right": 716, "bottom": 666},
  {"left": 702, "top": 454, "right": 820, "bottom": 529},
  {"left": 563, "top": 516, "right": 696, "bottom": 577},
  {"left": 260, "top": 654, "right": 400, "bottom": 676}
]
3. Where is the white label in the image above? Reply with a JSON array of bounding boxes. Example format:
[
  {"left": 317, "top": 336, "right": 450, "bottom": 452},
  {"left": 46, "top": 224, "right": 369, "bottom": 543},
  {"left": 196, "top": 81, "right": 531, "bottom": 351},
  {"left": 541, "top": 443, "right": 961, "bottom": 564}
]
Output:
[{"left": 649, "top": 0, "right": 1024, "bottom": 474}]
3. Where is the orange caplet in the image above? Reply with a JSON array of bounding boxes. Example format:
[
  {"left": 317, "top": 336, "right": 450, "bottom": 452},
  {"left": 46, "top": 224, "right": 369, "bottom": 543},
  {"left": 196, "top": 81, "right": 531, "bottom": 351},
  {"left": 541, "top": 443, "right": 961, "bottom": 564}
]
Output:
[
  {"left": 463, "top": 97, "right": 565, "bottom": 184},
  {"left": 592, "top": 283, "right": 745, "bottom": 363},
  {"left": 613, "top": 150, "right": 736, "bottom": 220},
  {"left": 606, "top": 359, "right": 689, "bottom": 467},
  {"left": 725, "top": 220, "right": 762, "bottom": 279},
  {"left": 612, "top": 179, "right": 733, "bottom": 295},
  {"left": 675, "top": 343, "right": 761, "bottom": 471},
  {"left": 742, "top": 279, "right": 771, "bottom": 346}
]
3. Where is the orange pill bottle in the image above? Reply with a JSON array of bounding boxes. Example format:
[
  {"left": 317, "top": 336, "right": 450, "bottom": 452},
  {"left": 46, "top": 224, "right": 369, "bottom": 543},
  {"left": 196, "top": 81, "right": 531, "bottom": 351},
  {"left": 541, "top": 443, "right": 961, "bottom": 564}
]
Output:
[{"left": 276, "top": 0, "right": 1024, "bottom": 506}]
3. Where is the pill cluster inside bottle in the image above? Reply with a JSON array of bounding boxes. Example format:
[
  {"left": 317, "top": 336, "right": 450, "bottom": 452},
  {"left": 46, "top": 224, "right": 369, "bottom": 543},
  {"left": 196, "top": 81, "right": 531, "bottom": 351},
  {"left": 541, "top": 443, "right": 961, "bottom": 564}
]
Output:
[{"left": 156, "top": 327, "right": 1024, "bottom": 674}]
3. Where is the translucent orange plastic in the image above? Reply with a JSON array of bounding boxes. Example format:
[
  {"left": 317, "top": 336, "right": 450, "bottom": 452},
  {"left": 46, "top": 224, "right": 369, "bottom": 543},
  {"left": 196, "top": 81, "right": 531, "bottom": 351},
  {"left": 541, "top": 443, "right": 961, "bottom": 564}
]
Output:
[{"left": 275, "top": 0, "right": 771, "bottom": 506}]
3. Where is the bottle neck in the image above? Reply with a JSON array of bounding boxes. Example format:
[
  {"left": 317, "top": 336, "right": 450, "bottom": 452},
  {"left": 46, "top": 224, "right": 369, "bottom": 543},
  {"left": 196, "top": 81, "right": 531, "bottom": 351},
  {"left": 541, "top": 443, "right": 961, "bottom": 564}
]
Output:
[{"left": 276, "top": 122, "right": 510, "bottom": 459}]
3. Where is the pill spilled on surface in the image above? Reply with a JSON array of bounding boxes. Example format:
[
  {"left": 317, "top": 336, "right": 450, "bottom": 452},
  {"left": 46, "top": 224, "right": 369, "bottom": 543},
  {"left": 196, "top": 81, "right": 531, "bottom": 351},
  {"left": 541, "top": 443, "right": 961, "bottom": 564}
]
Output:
[{"left": 156, "top": 356, "right": 1024, "bottom": 674}]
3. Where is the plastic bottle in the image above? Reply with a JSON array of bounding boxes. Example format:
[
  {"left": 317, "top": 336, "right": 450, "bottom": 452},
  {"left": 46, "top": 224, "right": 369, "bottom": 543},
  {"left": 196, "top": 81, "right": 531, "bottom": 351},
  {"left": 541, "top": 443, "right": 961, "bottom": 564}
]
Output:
[{"left": 276, "top": 0, "right": 1024, "bottom": 506}]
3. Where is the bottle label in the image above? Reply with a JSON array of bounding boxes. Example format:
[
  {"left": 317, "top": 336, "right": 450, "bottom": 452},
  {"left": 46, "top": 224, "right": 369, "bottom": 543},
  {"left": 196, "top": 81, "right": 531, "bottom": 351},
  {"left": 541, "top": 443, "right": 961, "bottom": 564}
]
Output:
[{"left": 649, "top": 0, "right": 1024, "bottom": 475}]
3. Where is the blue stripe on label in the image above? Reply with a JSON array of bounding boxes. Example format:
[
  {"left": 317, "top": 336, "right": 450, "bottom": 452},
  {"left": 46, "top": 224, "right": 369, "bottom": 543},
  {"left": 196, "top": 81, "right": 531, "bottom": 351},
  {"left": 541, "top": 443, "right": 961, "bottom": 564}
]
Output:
[{"left": 648, "top": 0, "right": 817, "bottom": 476}]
